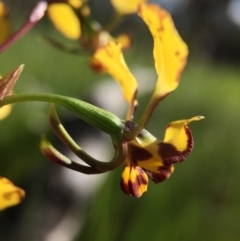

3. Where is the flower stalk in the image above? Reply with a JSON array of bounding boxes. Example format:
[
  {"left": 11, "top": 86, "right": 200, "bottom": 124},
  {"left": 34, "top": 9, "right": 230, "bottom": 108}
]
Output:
[{"left": 0, "top": 1, "right": 47, "bottom": 53}]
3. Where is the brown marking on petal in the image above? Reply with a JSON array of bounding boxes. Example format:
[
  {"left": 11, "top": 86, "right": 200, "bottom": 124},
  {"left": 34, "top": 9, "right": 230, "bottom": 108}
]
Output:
[
  {"left": 89, "top": 60, "right": 106, "bottom": 73},
  {"left": 175, "top": 51, "right": 180, "bottom": 56},
  {"left": 3, "top": 189, "right": 25, "bottom": 201},
  {"left": 158, "top": 126, "right": 193, "bottom": 164},
  {"left": 120, "top": 177, "right": 131, "bottom": 196},
  {"left": 121, "top": 166, "right": 148, "bottom": 198},
  {"left": 157, "top": 25, "right": 164, "bottom": 32},
  {"left": 128, "top": 180, "right": 142, "bottom": 198},
  {"left": 129, "top": 167, "right": 148, "bottom": 198},
  {"left": 146, "top": 164, "right": 173, "bottom": 183},
  {"left": 130, "top": 145, "right": 153, "bottom": 164},
  {"left": 136, "top": 167, "right": 148, "bottom": 185}
]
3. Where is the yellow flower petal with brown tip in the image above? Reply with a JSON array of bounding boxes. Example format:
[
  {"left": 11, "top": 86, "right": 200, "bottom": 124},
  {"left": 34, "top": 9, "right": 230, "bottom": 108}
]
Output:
[
  {"left": 121, "top": 164, "right": 148, "bottom": 198},
  {"left": 138, "top": 3, "right": 188, "bottom": 98},
  {"left": 0, "top": 177, "right": 25, "bottom": 211},
  {"left": 0, "top": 1, "right": 11, "bottom": 44},
  {"left": 164, "top": 116, "right": 204, "bottom": 151},
  {"left": 158, "top": 116, "right": 204, "bottom": 164},
  {"left": 47, "top": 3, "right": 81, "bottom": 39},
  {"left": 92, "top": 41, "right": 138, "bottom": 103},
  {"left": 111, "top": 0, "right": 147, "bottom": 14}
]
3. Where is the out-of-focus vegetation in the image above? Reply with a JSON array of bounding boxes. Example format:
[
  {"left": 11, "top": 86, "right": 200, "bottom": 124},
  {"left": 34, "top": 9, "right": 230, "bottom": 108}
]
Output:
[{"left": 1, "top": 0, "right": 240, "bottom": 240}]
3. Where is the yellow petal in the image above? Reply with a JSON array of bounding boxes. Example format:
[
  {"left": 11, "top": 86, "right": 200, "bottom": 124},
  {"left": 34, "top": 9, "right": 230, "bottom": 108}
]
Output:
[
  {"left": 111, "top": 0, "right": 147, "bottom": 14},
  {"left": 0, "top": 1, "right": 11, "bottom": 44},
  {"left": 163, "top": 116, "right": 204, "bottom": 151},
  {"left": 0, "top": 177, "right": 25, "bottom": 211},
  {"left": 91, "top": 41, "right": 138, "bottom": 103},
  {"left": 0, "top": 104, "right": 12, "bottom": 120},
  {"left": 138, "top": 3, "right": 188, "bottom": 98},
  {"left": 121, "top": 164, "right": 148, "bottom": 197},
  {"left": 47, "top": 3, "right": 81, "bottom": 39}
]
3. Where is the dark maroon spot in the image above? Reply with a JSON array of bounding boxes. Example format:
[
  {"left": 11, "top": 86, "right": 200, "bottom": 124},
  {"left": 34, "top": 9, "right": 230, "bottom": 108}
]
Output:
[
  {"left": 146, "top": 164, "right": 173, "bottom": 183},
  {"left": 129, "top": 145, "right": 153, "bottom": 164},
  {"left": 128, "top": 180, "right": 141, "bottom": 198},
  {"left": 90, "top": 61, "right": 104, "bottom": 73},
  {"left": 157, "top": 25, "right": 164, "bottom": 32},
  {"left": 120, "top": 178, "right": 130, "bottom": 196},
  {"left": 158, "top": 126, "right": 193, "bottom": 164},
  {"left": 136, "top": 167, "right": 148, "bottom": 185}
]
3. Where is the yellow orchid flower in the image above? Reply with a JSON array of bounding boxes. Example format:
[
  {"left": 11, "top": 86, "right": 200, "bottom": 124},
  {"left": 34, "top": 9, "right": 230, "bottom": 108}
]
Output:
[
  {"left": 0, "top": 177, "right": 25, "bottom": 211},
  {"left": 0, "top": 1, "right": 11, "bottom": 44},
  {"left": 111, "top": 0, "right": 148, "bottom": 14},
  {"left": 47, "top": 0, "right": 83, "bottom": 39},
  {"left": 91, "top": 3, "right": 203, "bottom": 197}
]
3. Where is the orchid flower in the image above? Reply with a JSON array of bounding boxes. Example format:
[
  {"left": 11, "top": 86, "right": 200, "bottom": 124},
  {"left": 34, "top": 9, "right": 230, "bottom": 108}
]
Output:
[
  {"left": 91, "top": 3, "right": 204, "bottom": 197},
  {"left": 0, "top": 4, "right": 203, "bottom": 198}
]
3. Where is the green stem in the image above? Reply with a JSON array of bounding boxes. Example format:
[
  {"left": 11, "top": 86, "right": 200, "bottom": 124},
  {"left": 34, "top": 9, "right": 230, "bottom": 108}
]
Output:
[{"left": 0, "top": 93, "right": 125, "bottom": 137}]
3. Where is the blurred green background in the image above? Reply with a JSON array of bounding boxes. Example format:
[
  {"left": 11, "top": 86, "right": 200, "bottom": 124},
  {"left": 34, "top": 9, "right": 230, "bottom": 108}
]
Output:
[{"left": 1, "top": 0, "right": 240, "bottom": 240}]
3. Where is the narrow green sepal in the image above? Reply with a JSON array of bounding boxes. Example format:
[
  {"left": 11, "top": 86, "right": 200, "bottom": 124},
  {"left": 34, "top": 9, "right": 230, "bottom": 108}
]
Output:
[
  {"left": 48, "top": 104, "right": 127, "bottom": 172},
  {"left": 40, "top": 134, "right": 72, "bottom": 165},
  {"left": 40, "top": 135, "right": 104, "bottom": 174}
]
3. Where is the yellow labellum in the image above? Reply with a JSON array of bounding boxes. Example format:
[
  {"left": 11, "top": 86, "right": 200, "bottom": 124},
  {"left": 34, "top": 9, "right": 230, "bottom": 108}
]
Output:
[
  {"left": 138, "top": 4, "right": 188, "bottom": 97},
  {"left": 48, "top": 3, "right": 81, "bottom": 39},
  {"left": 0, "top": 177, "right": 25, "bottom": 211},
  {"left": 92, "top": 41, "right": 138, "bottom": 103},
  {"left": 0, "top": 1, "right": 11, "bottom": 44},
  {"left": 164, "top": 116, "right": 204, "bottom": 152},
  {"left": 111, "top": 0, "right": 147, "bottom": 14}
]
